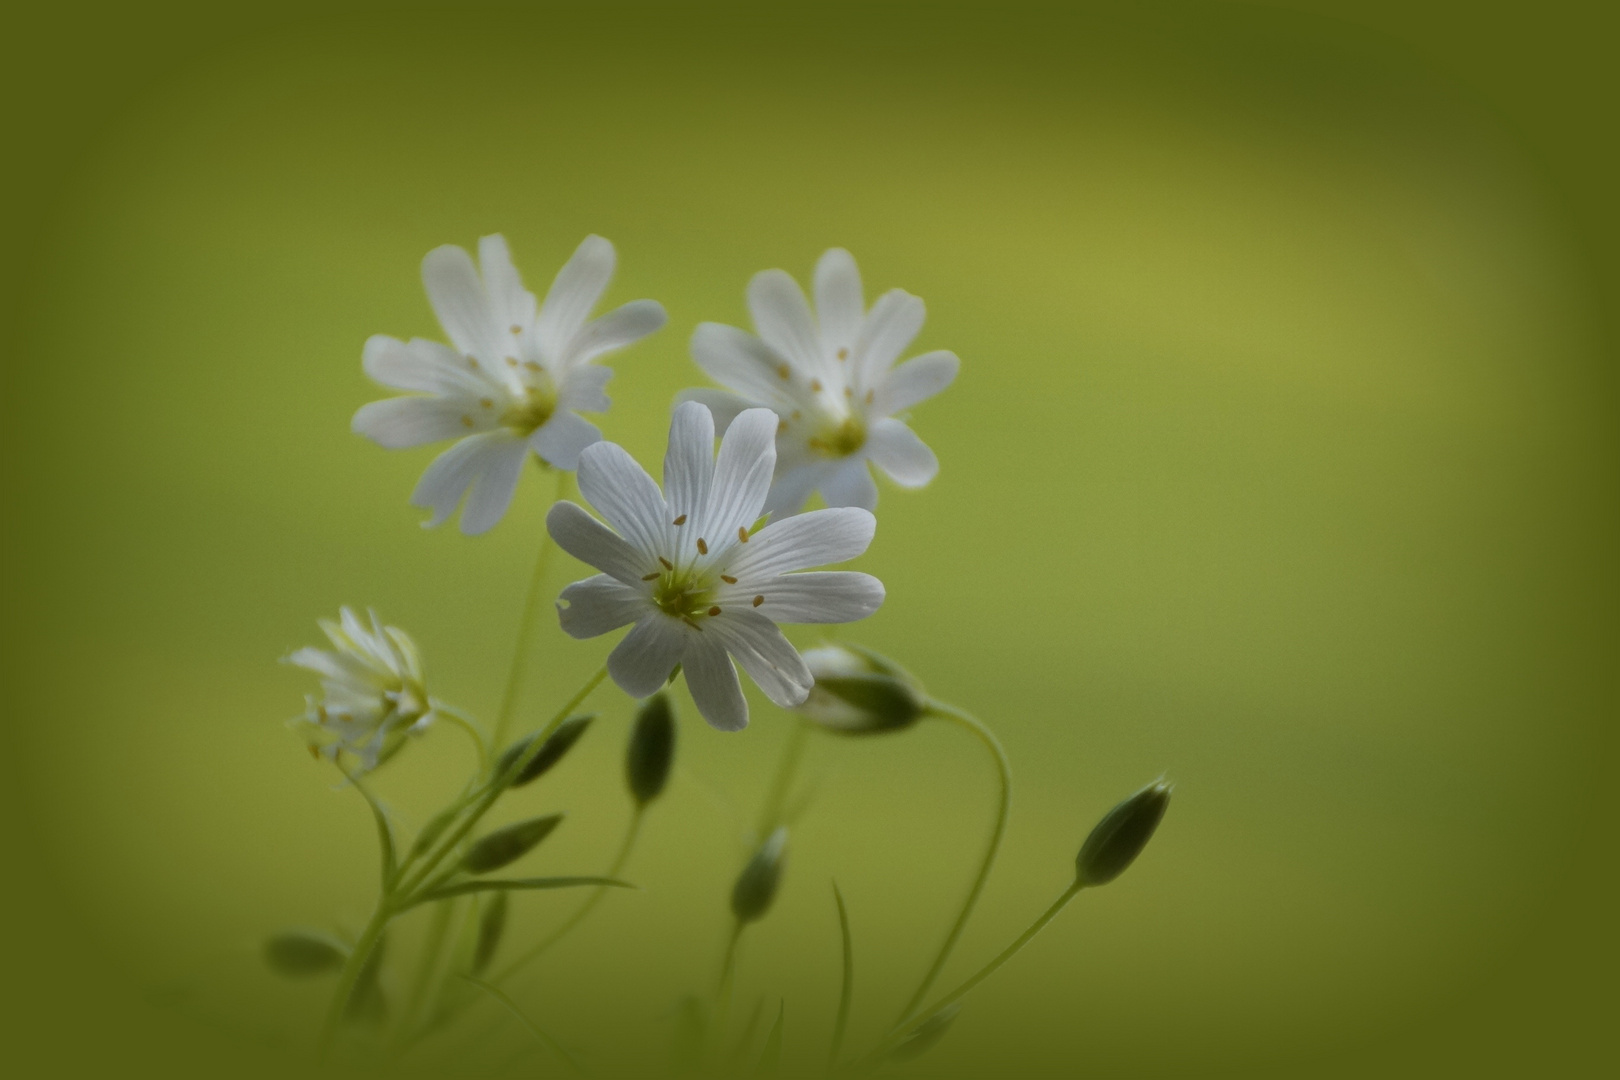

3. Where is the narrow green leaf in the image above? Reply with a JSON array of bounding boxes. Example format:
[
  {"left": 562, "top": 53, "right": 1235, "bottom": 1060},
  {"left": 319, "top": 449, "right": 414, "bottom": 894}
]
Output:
[
  {"left": 263, "top": 930, "right": 347, "bottom": 978},
  {"left": 889, "top": 1003, "right": 960, "bottom": 1062},
  {"left": 755, "top": 1001, "right": 783, "bottom": 1076},
  {"left": 414, "top": 876, "right": 635, "bottom": 905},
  {"left": 830, "top": 881, "right": 854, "bottom": 1067},
  {"left": 457, "top": 974, "right": 589, "bottom": 1076}
]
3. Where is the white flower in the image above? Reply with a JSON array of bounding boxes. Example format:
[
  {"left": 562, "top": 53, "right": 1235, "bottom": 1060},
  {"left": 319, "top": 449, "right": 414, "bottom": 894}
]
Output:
[
  {"left": 547, "top": 402, "right": 886, "bottom": 731},
  {"left": 286, "top": 607, "right": 433, "bottom": 770},
  {"left": 682, "top": 248, "right": 957, "bottom": 515},
  {"left": 354, "top": 235, "right": 667, "bottom": 535}
]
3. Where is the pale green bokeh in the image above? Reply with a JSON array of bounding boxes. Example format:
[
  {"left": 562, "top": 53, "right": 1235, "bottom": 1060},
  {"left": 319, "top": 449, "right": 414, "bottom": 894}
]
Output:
[{"left": 4, "top": 6, "right": 1612, "bottom": 1078}]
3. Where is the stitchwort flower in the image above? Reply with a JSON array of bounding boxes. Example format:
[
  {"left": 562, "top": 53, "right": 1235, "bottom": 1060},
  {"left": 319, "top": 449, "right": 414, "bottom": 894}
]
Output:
[
  {"left": 547, "top": 401, "right": 885, "bottom": 730},
  {"left": 286, "top": 607, "right": 434, "bottom": 771},
  {"left": 354, "top": 234, "right": 667, "bottom": 534},
  {"left": 683, "top": 248, "right": 957, "bottom": 514}
]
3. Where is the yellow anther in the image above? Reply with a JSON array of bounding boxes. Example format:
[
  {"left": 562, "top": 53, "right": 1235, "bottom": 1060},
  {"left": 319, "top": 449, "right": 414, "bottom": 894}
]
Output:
[
  {"left": 777, "top": 364, "right": 790, "bottom": 379},
  {"left": 524, "top": 360, "right": 541, "bottom": 372},
  {"left": 865, "top": 389, "right": 875, "bottom": 404},
  {"left": 673, "top": 514, "right": 687, "bottom": 526},
  {"left": 752, "top": 595, "right": 764, "bottom": 607},
  {"left": 659, "top": 556, "right": 674, "bottom": 571},
  {"left": 810, "top": 379, "right": 823, "bottom": 392},
  {"left": 837, "top": 347, "right": 848, "bottom": 360},
  {"left": 737, "top": 527, "right": 749, "bottom": 543},
  {"left": 505, "top": 357, "right": 519, "bottom": 367},
  {"left": 721, "top": 574, "right": 737, "bottom": 584},
  {"left": 509, "top": 324, "right": 521, "bottom": 334},
  {"left": 642, "top": 572, "right": 659, "bottom": 581},
  {"left": 707, "top": 606, "right": 722, "bottom": 617},
  {"left": 480, "top": 398, "right": 494, "bottom": 408},
  {"left": 461, "top": 415, "right": 474, "bottom": 427},
  {"left": 467, "top": 356, "right": 480, "bottom": 369},
  {"left": 696, "top": 538, "right": 708, "bottom": 555}
]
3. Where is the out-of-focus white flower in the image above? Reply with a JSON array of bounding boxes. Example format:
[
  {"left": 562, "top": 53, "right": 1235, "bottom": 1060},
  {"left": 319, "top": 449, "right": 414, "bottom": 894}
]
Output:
[
  {"left": 286, "top": 607, "right": 433, "bottom": 771},
  {"left": 683, "top": 248, "right": 957, "bottom": 515},
  {"left": 354, "top": 235, "right": 666, "bottom": 534},
  {"left": 547, "top": 402, "right": 885, "bottom": 731}
]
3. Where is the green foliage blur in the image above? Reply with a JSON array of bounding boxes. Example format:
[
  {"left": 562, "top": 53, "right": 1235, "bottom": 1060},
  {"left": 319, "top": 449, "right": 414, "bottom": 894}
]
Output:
[{"left": 2, "top": 2, "right": 1615, "bottom": 1078}]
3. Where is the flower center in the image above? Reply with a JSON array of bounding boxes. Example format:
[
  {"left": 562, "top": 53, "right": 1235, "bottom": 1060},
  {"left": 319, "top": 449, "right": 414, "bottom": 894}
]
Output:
[
  {"left": 807, "top": 415, "right": 866, "bottom": 459},
  {"left": 650, "top": 566, "right": 717, "bottom": 624},
  {"left": 501, "top": 379, "right": 558, "bottom": 435}
]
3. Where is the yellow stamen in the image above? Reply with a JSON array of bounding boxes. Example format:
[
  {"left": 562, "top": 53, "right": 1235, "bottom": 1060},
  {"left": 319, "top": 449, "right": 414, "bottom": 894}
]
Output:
[
  {"left": 480, "top": 398, "right": 493, "bottom": 408},
  {"left": 707, "top": 606, "right": 721, "bottom": 617},
  {"left": 696, "top": 538, "right": 708, "bottom": 555},
  {"left": 461, "top": 415, "right": 474, "bottom": 427},
  {"left": 810, "top": 379, "right": 823, "bottom": 392},
  {"left": 777, "top": 364, "right": 790, "bottom": 379},
  {"left": 673, "top": 514, "right": 687, "bottom": 526},
  {"left": 721, "top": 574, "right": 737, "bottom": 584},
  {"left": 642, "top": 572, "right": 659, "bottom": 581},
  {"left": 659, "top": 557, "right": 674, "bottom": 571},
  {"left": 752, "top": 595, "right": 764, "bottom": 607},
  {"left": 737, "top": 527, "right": 749, "bottom": 543},
  {"left": 837, "top": 347, "right": 848, "bottom": 360}
]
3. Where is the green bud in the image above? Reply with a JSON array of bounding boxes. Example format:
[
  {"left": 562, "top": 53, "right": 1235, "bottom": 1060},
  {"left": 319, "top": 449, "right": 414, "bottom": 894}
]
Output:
[
  {"left": 794, "top": 644, "right": 926, "bottom": 734},
  {"left": 497, "top": 714, "right": 594, "bottom": 787},
  {"left": 1075, "top": 780, "right": 1173, "bottom": 887},
  {"left": 626, "top": 693, "right": 677, "bottom": 806},
  {"left": 462, "top": 813, "right": 565, "bottom": 874},
  {"left": 731, "top": 827, "right": 788, "bottom": 924},
  {"left": 472, "top": 891, "right": 508, "bottom": 975},
  {"left": 890, "top": 1003, "right": 960, "bottom": 1062},
  {"left": 263, "top": 930, "right": 346, "bottom": 977}
]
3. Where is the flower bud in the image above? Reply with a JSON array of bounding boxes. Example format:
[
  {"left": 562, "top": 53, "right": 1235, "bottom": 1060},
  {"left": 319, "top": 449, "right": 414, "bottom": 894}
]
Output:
[
  {"left": 472, "top": 891, "right": 508, "bottom": 974},
  {"left": 497, "top": 714, "right": 594, "bottom": 787},
  {"left": 626, "top": 693, "right": 677, "bottom": 806},
  {"left": 1075, "top": 780, "right": 1172, "bottom": 887},
  {"left": 793, "top": 644, "right": 926, "bottom": 734},
  {"left": 462, "top": 813, "right": 565, "bottom": 874},
  {"left": 731, "top": 827, "right": 788, "bottom": 924},
  {"left": 263, "top": 929, "right": 346, "bottom": 978}
]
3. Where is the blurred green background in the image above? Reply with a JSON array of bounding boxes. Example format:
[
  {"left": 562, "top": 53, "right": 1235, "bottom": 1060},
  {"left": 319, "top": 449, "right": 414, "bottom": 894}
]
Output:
[{"left": 2, "top": 2, "right": 1615, "bottom": 1078}]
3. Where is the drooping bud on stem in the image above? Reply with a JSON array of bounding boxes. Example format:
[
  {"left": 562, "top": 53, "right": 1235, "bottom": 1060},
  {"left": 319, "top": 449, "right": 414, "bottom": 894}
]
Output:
[
  {"left": 793, "top": 644, "right": 927, "bottom": 734},
  {"left": 626, "top": 693, "right": 676, "bottom": 806},
  {"left": 1075, "top": 780, "right": 1173, "bottom": 887},
  {"left": 463, "top": 813, "right": 565, "bottom": 874},
  {"left": 263, "top": 929, "right": 347, "bottom": 978},
  {"left": 472, "top": 891, "right": 509, "bottom": 974},
  {"left": 497, "top": 714, "right": 594, "bottom": 787},
  {"left": 731, "top": 827, "right": 789, "bottom": 924}
]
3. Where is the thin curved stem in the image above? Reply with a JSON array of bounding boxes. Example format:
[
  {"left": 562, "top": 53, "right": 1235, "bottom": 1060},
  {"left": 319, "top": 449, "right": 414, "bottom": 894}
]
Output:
[
  {"left": 396, "top": 664, "right": 609, "bottom": 903},
  {"left": 392, "top": 897, "right": 456, "bottom": 1053},
  {"left": 318, "top": 898, "right": 393, "bottom": 1056},
  {"left": 431, "top": 701, "right": 491, "bottom": 774},
  {"left": 458, "top": 975, "right": 591, "bottom": 1077},
  {"left": 874, "top": 881, "right": 1083, "bottom": 1061},
  {"left": 494, "top": 808, "right": 644, "bottom": 985},
  {"left": 892, "top": 700, "right": 1012, "bottom": 1027},
  {"left": 491, "top": 466, "right": 570, "bottom": 750},
  {"left": 755, "top": 719, "right": 810, "bottom": 840}
]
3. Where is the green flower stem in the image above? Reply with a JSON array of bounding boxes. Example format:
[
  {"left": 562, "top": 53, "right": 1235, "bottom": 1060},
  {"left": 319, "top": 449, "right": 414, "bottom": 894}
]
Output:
[
  {"left": 712, "top": 920, "right": 745, "bottom": 1060},
  {"left": 491, "top": 466, "right": 571, "bottom": 750},
  {"left": 493, "top": 807, "right": 645, "bottom": 985},
  {"left": 892, "top": 700, "right": 1012, "bottom": 1027},
  {"left": 755, "top": 718, "right": 810, "bottom": 839},
  {"left": 318, "top": 897, "right": 394, "bottom": 1056},
  {"left": 393, "top": 897, "right": 457, "bottom": 1050},
  {"left": 874, "top": 880, "right": 1084, "bottom": 1061},
  {"left": 395, "top": 664, "right": 610, "bottom": 903},
  {"left": 431, "top": 701, "right": 491, "bottom": 774}
]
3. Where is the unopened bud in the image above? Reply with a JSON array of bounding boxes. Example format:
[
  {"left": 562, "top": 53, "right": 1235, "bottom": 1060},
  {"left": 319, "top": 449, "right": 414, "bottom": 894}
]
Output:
[
  {"left": 1075, "top": 780, "right": 1172, "bottom": 887},
  {"left": 497, "top": 714, "right": 594, "bottom": 787},
  {"left": 626, "top": 693, "right": 677, "bottom": 806},
  {"left": 472, "top": 891, "right": 508, "bottom": 974},
  {"left": 263, "top": 929, "right": 346, "bottom": 977},
  {"left": 463, "top": 813, "right": 565, "bottom": 874},
  {"left": 731, "top": 827, "right": 788, "bottom": 924},
  {"left": 793, "top": 644, "right": 926, "bottom": 734}
]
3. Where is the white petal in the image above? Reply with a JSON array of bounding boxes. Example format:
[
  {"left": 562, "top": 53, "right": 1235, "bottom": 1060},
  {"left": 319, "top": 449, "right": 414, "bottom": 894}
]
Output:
[
  {"left": 814, "top": 248, "right": 865, "bottom": 355},
  {"left": 762, "top": 461, "right": 829, "bottom": 517},
  {"left": 608, "top": 616, "right": 688, "bottom": 699},
  {"left": 576, "top": 440, "right": 669, "bottom": 561},
  {"left": 865, "top": 419, "right": 939, "bottom": 488},
  {"left": 748, "top": 269, "right": 824, "bottom": 374},
  {"left": 559, "top": 364, "right": 613, "bottom": 413},
  {"left": 683, "top": 633, "right": 748, "bottom": 732},
  {"left": 538, "top": 235, "right": 615, "bottom": 360},
  {"left": 854, "top": 289, "right": 925, "bottom": 384},
  {"left": 546, "top": 500, "right": 650, "bottom": 586},
  {"left": 725, "top": 571, "right": 884, "bottom": 624},
  {"left": 363, "top": 335, "right": 482, "bottom": 396},
  {"left": 727, "top": 506, "right": 876, "bottom": 579},
  {"left": 286, "top": 647, "right": 353, "bottom": 684},
  {"left": 568, "top": 300, "right": 667, "bottom": 367},
  {"left": 664, "top": 400, "right": 714, "bottom": 527},
  {"left": 871, "top": 350, "right": 958, "bottom": 416},
  {"left": 477, "top": 234, "right": 538, "bottom": 334},
  {"left": 690, "top": 322, "right": 794, "bottom": 406},
  {"left": 701, "top": 408, "right": 777, "bottom": 551},
  {"left": 819, "top": 458, "right": 880, "bottom": 510},
  {"left": 409, "top": 431, "right": 513, "bottom": 530},
  {"left": 556, "top": 574, "right": 646, "bottom": 638},
  {"left": 458, "top": 434, "right": 529, "bottom": 535},
  {"left": 422, "top": 244, "right": 502, "bottom": 364},
  {"left": 709, "top": 608, "right": 812, "bottom": 708},
  {"left": 529, "top": 411, "right": 601, "bottom": 470},
  {"left": 675, "top": 387, "right": 753, "bottom": 432},
  {"left": 353, "top": 396, "right": 488, "bottom": 449}
]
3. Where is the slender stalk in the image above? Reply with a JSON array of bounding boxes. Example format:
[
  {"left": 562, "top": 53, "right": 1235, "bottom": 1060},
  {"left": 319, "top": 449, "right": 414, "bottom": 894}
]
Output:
[
  {"left": 396, "top": 665, "right": 609, "bottom": 902},
  {"left": 877, "top": 881, "right": 1084, "bottom": 1059},
  {"left": 830, "top": 881, "right": 855, "bottom": 1068},
  {"left": 494, "top": 808, "right": 645, "bottom": 985},
  {"left": 394, "top": 897, "right": 456, "bottom": 1050},
  {"left": 892, "top": 700, "right": 1012, "bottom": 1026},
  {"left": 713, "top": 920, "right": 745, "bottom": 1055},
  {"left": 457, "top": 975, "right": 591, "bottom": 1077},
  {"left": 491, "top": 466, "right": 570, "bottom": 749},
  {"left": 755, "top": 719, "right": 810, "bottom": 840},
  {"left": 431, "top": 702, "right": 491, "bottom": 774},
  {"left": 318, "top": 898, "right": 393, "bottom": 1056}
]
